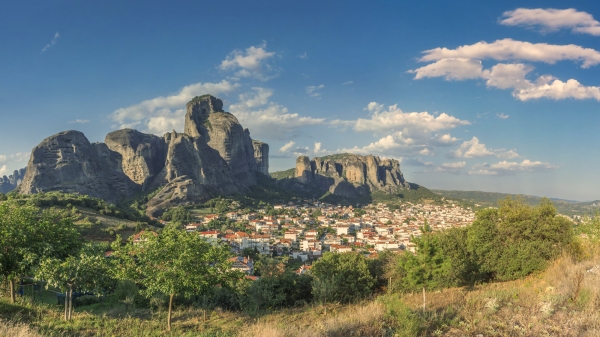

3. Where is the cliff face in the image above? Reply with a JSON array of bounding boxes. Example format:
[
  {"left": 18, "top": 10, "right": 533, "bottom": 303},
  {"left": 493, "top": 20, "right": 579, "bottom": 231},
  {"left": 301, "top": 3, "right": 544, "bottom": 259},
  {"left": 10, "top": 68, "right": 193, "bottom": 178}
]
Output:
[
  {"left": 252, "top": 140, "right": 269, "bottom": 176},
  {"left": 18, "top": 95, "right": 269, "bottom": 216},
  {"left": 18, "top": 131, "right": 140, "bottom": 203},
  {"left": 104, "top": 129, "right": 167, "bottom": 187},
  {"left": 291, "top": 153, "right": 410, "bottom": 198},
  {"left": 0, "top": 168, "right": 26, "bottom": 193}
]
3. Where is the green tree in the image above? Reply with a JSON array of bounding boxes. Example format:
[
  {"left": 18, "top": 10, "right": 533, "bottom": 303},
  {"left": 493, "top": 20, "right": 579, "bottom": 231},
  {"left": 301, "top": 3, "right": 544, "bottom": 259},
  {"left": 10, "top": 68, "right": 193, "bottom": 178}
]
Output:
[
  {"left": 311, "top": 252, "right": 375, "bottom": 303},
  {"left": 111, "top": 226, "right": 238, "bottom": 331},
  {"left": 468, "top": 197, "right": 573, "bottom": 281},
  {"left": 0, "top": 203, "right": 81, "bottom": 303},
  {"left": 161, "top": 206, "right": 192, "bottom": 224},
  {"left": 36, "top": 244, "right": 114, "bottom": 320}
]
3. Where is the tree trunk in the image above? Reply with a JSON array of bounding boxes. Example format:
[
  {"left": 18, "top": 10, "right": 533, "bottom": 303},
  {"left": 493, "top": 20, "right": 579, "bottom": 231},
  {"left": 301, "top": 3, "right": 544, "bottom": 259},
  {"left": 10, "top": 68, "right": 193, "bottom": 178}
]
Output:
[
  {"left": 9, "top": 279, "right": 15, "bottom": 304},
  {"left": 68, "top": 286, "right": 74, "bottom": 320},
  {"left": 64, "top": 290, "right": 68, "bottom": 321},
  {"left": 167, "top": 293, "right": 174, "bottom": 331}
]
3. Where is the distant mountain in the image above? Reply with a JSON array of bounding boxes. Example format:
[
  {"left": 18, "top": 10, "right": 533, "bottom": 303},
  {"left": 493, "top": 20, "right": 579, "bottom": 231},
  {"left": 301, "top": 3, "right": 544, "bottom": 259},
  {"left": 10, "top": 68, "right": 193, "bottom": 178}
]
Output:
[
  {"left": 271, "top": 153, "right": 440, "bottom": 205},
  {"left": 0, "top": 168, "right": 26, "bottom": 193},
  {"left": 432, "top": 189, "right": 600, "bottom": 216}
]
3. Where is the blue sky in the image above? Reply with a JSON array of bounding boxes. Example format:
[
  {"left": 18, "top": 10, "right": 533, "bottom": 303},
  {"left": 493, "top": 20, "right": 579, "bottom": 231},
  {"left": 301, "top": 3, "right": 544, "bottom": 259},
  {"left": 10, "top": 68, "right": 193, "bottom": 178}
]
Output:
[{"left": 2, "top": 1, "right": 600, "bottom": 201}]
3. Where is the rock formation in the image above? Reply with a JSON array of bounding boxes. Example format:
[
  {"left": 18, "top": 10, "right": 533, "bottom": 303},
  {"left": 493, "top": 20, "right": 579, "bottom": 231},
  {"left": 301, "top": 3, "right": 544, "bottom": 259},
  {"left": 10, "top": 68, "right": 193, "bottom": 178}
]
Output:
[
  {"left": 18, "top": 131, "right": 139, "bottom": 203},
  {"left": 0, "top": 168, "right": 26, "bottom": 193},
  {"left": 252, "top": 140, "right": 269, "bottom": 176},
  {"left": 288, "top": 153, "right": 410, "bottom": 199},
  {"left": 17, "top": 95, "right": 269, "bottom": 216},
  {"left": 104, "top": 129, "right": 167, "bottom": 187}
]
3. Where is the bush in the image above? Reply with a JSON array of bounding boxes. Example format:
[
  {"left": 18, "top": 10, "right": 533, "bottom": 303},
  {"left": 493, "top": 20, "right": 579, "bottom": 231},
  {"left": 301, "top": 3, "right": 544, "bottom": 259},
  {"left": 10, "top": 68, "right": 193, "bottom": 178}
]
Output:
[
  {"left": 75, "top": 295, "right": 101, "bottom": 306},
  {"left": 311, "top": 252, "right": 375, "bottom": 303}
]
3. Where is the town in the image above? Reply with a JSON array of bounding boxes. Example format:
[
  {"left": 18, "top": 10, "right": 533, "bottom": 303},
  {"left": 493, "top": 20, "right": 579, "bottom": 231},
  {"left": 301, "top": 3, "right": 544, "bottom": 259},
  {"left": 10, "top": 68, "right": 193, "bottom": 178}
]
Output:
[{"left": 169, "top": 199, "right": 476, "bottom": 275}]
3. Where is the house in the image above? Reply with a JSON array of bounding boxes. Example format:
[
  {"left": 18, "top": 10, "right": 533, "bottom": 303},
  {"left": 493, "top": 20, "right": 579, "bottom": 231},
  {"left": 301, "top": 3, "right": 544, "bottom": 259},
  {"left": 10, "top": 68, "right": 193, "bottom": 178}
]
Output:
[
  {"left": 132, "top": 230, "right": 158, "bottom": 245},
  {"left": 230, "top": 256, "right": 254, "bottom": 274},
  {"left": 199, "top": 230, "right": 219, "bottom": 243}
]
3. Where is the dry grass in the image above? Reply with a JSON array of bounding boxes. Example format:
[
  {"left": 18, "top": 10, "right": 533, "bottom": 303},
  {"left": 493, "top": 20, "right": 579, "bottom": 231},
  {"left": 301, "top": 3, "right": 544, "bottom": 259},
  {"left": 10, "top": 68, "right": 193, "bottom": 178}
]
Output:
[
  {"left": 0, "top": 319, "right": 43, "bottom": 337},
  {"left": 240, "top": 301, "right": 386, "bottom": 337}
]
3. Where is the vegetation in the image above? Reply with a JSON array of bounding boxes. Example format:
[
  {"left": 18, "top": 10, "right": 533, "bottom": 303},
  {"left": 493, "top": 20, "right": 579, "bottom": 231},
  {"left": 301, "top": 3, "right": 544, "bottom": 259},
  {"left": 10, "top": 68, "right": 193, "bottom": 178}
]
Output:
[{"left": 1, "top": 195, "right": 598, "bottom": 336}]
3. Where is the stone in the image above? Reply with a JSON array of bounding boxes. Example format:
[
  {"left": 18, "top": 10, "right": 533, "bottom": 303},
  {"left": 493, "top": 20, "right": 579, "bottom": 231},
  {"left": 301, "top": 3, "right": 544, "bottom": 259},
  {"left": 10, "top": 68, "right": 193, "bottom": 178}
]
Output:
[
  {"left": 295, "top": 156, "right": 312, "bottom": 184},
  {"left": 104, "top": 129, "right": 167, "bottom": 187},
  {"left": 0, "top": 168, "right": 26, "bottom": 193},
  {"left": 252, "top": 140, "right": 269, "bottom": 176},
  {"left": 18, "top": 130, "right": 139, "bottom": 204}
]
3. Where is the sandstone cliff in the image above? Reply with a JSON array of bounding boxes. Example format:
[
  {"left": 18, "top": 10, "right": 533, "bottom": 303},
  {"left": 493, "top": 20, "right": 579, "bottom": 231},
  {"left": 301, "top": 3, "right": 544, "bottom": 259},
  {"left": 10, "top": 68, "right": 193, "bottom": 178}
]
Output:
[
  {"left": 0, "top": 168, "right": 26, "bottom": 193},
  {"left": 289, "top": 153, "right": 410, "bottom": 199},
  {"left": 17, "top": 95, "right": 269, "bottom": 216}
]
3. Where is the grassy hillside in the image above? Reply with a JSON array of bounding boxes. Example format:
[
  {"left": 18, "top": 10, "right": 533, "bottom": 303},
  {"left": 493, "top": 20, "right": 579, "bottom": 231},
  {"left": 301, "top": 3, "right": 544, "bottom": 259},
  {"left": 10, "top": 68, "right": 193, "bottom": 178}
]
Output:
[
  {"left": 269, "top": 168, "right": 295, "bottom": 180},
  {"left": 432, "top": 189, "right": 600, "bottom": 216},
  {"left": 3, "top": 247, "right": 600, "bottom": 336}
]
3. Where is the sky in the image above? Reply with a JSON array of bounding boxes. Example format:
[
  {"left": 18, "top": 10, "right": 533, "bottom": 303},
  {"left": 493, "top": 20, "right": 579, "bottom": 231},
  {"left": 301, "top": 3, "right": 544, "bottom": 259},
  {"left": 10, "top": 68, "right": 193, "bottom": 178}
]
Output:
[{"left": 1, "top": 0, "right": 600, "bottom": 201}]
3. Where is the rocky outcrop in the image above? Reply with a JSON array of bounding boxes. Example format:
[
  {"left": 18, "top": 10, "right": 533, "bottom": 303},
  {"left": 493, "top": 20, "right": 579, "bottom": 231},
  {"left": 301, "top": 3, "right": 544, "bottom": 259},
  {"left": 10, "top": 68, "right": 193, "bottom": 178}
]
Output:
[
  {"left": 292, "top": 153, "right": 409, "bottom": 197},
  {"left": 104, "top": 129, "right": 167, "bottom": 187},
  {"left": 252, "top": 140, "right": 269, "bottom": 176},
  {"left": 0, "top": 168, "right": 26, "bottom": 193},
  {"left": 184, "top": 96, "right": 266, "bottom": 185},
  {"left": 18, "top": 131, "right": 139, "bottom": 203},
  {"left": 295, "top": 156, "right": 313, "bottom": 184},
  {"left": 18, "top": 95, "right": 270, "bottom": 216}
]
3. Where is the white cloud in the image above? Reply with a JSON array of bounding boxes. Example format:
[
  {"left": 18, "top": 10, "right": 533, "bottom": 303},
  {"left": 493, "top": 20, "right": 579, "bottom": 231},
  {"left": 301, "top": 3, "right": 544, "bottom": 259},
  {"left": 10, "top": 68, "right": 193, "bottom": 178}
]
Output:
[
  {"left": 449, "top": 137, "right": 520, "bottom": 159},
  {"left": 353, "top": 103, "right": 470, "bottom": 133},
  {"left": 219, "top": 42, "right": 277, "bottom": 80},
  {"left": 110, "top": 80, "right": 239, "bottom": 135},
  {"left": 412, "top": 59, "right": 600, "bottom": 102},
  {"left": 342, "top": 81, "right": 354, "bottom": 85},
  {"left": 42, "top": 32, "right": 60, "bottom": 53},
  {"left": 497, "top": 113, "right": 509, "bottom": 119},
  {"left": 410, "top": 58, "right": 485, "bottom": 80},
  {"left": 514, "top": 77, "right": 600, "bottom": 101},
  {"left": 419, "top": 38, "right": 600, "bottom": 68},
  {"left": 0, "top": 153, "right": 30, "bottom": 175},
  {"left": 229, "top": 87, "right": 325, "bottom": 140},
  {"left": 500, "top": 8, "right": 600, "bottom": 36},
  {"left": 279, "top": 141, "right": 295, "bottom": 152},
  {"left": 435, "top": 161, "right": 466, "bottom": 174},
  {"left": 68, "top": 119, "right": 90, "bottom": 124},
  {"left": 299, "top": 52, "right": 308, "bottom": 59},
  {"left": 449, "top": 137, "right": 494, "bottom": 158},
  {"left": 469, "top": 159, "right": 556, "bottom": 175},
  {"left": 306, "top": 84, "right": 325, "bottom": 98},
  {"left": 431, "top": 133, "right": 459, "bottom": 146}
]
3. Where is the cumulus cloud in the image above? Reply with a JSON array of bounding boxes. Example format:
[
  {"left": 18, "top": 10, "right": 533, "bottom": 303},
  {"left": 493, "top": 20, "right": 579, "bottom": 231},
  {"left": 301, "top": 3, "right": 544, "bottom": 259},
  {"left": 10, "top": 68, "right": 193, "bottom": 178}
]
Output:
[
  {"left": 343, "top": 81, "right": 354, "bottom": 85},
  {"left": 435, "top": 161, "right": 466, "bottom": 174},
  {"left": 219, "top": 42, "right": 277, "bottom": 80},
  {"left": 229, "top": 87, "right": 325, "bottom": 140},
  {"left": 299, "top": 52, "right": 308, "bottom": 59},
  {"left": 42, "top": 32, "right": 60, "bottom": 53},
  {"left": 410, "top": 58, "right": 485, "bottom": 80},
  {"left": 110, "top": 80, "right": 239, "bottom": 135},
  {"left": 449, "top": 137, "right": 520, "bottom": 159},
  {"left": 0, "top": 165, "right": 8, "bottom": 176},
  {"left": 333, "top": 102, "right": 468, "bottom": 158},
  {"left": 419, "top": 38, "right": 600, "bottom": 68},
  {"left": 469, "top": 159, "right": 556, "bottom": 175},
  {"left": 279, "top": 141, "right": 295, "bottom": 152},
  {"left": 353, "top": 103, "right": 470, "bottom": 133},
  {"left": 306, "top": 85, "right": 325, "bottom": 98},
  {"left": 412, "top": 59, "right": 600, "bottom": 102},
  {"left": 497, "top": 113, "right": 509, "bottom": 119},
  {"left": 500, "top": 8, "right": 600, "bottom": 36}
]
